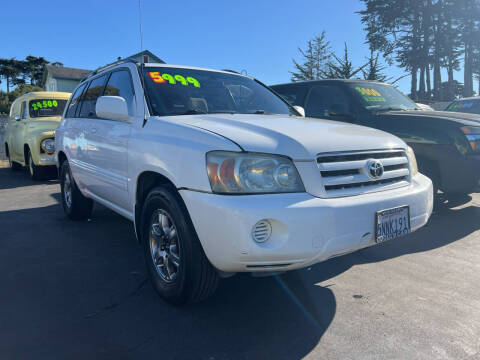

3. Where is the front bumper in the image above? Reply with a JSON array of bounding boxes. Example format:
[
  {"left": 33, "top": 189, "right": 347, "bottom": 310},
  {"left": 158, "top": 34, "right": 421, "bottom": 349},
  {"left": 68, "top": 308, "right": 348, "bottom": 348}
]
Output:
[
  {"left": 37, "top": 154, "right": 56, "bottom": 166},
  {"left": 180, "top": 174, "right": 433, "bottom": 273}
]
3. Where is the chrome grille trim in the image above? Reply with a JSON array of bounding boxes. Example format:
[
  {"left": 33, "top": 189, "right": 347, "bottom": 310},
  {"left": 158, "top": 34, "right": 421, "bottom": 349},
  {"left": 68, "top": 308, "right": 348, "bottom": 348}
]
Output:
[{"left": 317, "top": 149, "right": 410, "bottom": 197}]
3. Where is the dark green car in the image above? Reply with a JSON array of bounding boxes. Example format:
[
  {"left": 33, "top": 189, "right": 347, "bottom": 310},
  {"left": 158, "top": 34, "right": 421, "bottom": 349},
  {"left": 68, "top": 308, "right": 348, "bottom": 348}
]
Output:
[{"left": 271, "top": 80, "right": 480, "bottom": 196}]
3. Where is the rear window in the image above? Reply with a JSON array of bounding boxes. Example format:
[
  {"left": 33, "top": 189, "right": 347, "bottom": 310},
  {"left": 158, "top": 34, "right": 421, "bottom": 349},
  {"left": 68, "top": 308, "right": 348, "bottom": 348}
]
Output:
[
  {"left": 29, "top": 99, "right": 68, "bottom": 118},
  {"left": 445, "top": 100, "right": 480, "bottom": 114}
]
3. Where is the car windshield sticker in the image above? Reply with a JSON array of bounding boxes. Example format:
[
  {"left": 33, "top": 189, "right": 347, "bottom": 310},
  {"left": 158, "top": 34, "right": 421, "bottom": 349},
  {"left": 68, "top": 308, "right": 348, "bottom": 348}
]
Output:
[
  {"left": 31, "top": 100, "right": 59, "bottom": 111},
  {"left": 147, "top": 72, "right": 201, "bottom": 87},
  {"left": 448, "top": 102, "right": 473, "bottom": 110},
  {"left": 355, "top": 87, "right": 386, "bottom": 102}
]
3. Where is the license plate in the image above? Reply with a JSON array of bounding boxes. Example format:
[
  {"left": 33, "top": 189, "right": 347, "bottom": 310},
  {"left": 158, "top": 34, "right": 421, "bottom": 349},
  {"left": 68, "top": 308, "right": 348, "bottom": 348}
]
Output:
[{"left": 375, "top": 206, "right": 410, "bottom": 243}]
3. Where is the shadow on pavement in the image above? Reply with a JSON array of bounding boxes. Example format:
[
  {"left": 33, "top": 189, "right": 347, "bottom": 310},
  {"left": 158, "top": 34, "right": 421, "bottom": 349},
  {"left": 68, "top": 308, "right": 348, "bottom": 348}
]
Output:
[
  {"left": 0, "top": 166, "right": 58, "bottom": 190},
  {"left": 1, "top": 176, "right": 479, "bottom": 358},
  {"left": 0, "top": 198, "right": 335, "bottom": 359}
]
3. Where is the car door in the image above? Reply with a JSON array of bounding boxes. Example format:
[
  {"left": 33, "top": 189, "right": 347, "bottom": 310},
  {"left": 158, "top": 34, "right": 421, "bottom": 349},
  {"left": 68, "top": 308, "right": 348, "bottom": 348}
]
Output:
[
  {"left": 303, "top": 84, "right": 356, "bottom": 124},
  {"left": 12, "top": 101, "right": 28, "bottom": 162},
  {"left": 63, "top": 82, "right": 90, "bottom": 188},
  {"left": 85, "top": 69, "right": 134, "bottom": 211}
]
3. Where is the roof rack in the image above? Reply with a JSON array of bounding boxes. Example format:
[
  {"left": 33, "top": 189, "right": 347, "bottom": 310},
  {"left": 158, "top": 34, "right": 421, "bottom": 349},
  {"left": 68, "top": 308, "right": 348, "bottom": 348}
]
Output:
[
  {"left": 222, "top": 69, "right": 240, "bottom": 74},
  {"left": 82, "top": 58, "right": 139, "bottom": 82}
]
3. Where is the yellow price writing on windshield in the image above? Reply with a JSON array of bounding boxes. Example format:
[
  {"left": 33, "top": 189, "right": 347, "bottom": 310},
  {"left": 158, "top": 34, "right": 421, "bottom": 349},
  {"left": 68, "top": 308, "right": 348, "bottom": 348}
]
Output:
[
  {"left": 148, "top": 72, "right": 201, "bottom": 88},
  {"left": 355, "top": 87, "right": 382, "bottom": 97}
]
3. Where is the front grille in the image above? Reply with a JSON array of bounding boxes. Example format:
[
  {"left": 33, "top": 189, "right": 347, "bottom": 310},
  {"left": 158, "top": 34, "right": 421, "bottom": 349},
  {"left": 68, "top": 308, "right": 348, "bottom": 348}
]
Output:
[{"left": 317, "top": 149, "right": 410, "bottom": 197}]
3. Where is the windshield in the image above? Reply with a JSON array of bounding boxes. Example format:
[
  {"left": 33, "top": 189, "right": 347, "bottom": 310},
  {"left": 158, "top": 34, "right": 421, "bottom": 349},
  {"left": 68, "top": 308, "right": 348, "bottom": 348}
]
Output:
[
  {"left": 29, "top": 99, "right": 67, "bottom": 118},
  {"left": 143, "top": 67, "right": 295, "bottom": 117},
  {"left": 445, "top": 99, "right": 480, "bottom": 114},
  {"left": 348, "top": 83, "right": 419, "bottom": 112}
]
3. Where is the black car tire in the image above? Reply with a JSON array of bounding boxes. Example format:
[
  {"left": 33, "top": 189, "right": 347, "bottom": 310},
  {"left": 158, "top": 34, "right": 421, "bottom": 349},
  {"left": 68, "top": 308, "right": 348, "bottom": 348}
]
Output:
[
  {"left": 26, "top": 149, "right": 45, "bottom": 180},
  {"left": 60, "top": 160, "right": 93, "bottom": 220},
  {"left": 7, "top": 150, "right": 22, "bottom": 171},
  {"left": 142, "top": 186, "right": 219, "bottom": 305}
]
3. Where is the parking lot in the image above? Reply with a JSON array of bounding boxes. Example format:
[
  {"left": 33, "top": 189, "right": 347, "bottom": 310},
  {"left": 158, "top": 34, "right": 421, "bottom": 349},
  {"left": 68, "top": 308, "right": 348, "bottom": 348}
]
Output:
[{"left": 0, "top": 133, "right": 479, "bottom": 359}]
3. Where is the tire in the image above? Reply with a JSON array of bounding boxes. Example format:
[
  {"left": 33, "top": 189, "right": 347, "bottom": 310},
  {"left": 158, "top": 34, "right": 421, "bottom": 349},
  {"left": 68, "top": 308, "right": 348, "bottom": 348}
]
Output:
[
  {"left": 7, "top": 148, "right": 21, "bottom": 171},
  {"left": 142, "top": 186, "right": 219, "bottom": 305},
  {"left": 26, "top": 149, "right": 44, "bottom": 180},
  {"left": 60, "top": 160, "right": 93, "bottom": 220},
  {"left": 418, "top": 158, "right": 440, "bottom": 197}
]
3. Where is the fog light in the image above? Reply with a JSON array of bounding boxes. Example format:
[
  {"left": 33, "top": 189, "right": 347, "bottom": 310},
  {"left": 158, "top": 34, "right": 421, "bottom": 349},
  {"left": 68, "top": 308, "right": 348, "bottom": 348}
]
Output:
[{"left": 252, "top": 220, "right": 272, "bottom": 243}]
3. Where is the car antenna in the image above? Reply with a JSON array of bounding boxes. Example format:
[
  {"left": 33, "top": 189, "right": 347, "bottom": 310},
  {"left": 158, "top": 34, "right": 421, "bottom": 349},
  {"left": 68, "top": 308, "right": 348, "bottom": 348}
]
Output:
[{"left": 138, "top": 0, "right": 148, "bottom": 127}]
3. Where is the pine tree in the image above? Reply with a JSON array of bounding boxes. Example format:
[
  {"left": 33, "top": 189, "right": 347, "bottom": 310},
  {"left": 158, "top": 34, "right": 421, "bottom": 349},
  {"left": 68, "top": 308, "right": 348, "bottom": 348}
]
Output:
[
  {"left": 290, "top": 31, "right": 331, "bottom": 81},
  {"left": 363, "top": 50, "right": 388, "bottom": 81},
  {"left": 322, "top": 43, "right": 367, "bottom": 79}
]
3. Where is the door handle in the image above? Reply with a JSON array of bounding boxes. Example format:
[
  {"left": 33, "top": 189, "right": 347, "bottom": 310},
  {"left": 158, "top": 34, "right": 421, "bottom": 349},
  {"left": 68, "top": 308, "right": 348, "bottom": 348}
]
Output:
[{"left": 90, "top": 128, "right": 97, "bottom": 134}]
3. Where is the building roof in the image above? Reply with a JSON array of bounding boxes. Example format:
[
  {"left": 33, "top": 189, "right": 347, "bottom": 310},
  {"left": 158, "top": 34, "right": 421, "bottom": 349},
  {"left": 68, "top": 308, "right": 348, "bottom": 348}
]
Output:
[
  {"left": 124, "top": 50, "right": 165, "bottom": 64},
  {"left": 45, "top": 64, "right": 92, "bottom": 81}
]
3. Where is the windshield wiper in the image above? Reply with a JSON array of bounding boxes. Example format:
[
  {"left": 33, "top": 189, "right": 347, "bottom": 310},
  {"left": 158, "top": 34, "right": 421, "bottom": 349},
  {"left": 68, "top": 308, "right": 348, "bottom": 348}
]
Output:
[
  {"left": 375, "top": 107, "right": 409, "bottom": 113},
  {"left": 179, "top": 109, "right": 239, "bottom": 115},
  {"left": 179, "top": 109, "right": 207, "bottom": 115}
]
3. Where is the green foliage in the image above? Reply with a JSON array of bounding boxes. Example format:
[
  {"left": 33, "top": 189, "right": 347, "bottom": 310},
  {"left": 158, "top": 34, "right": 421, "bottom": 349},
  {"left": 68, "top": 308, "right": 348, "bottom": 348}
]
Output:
[
  {"left": 0, "top": 84, "right": 43, "bottom": 114},
  {"left": 290, "top": 31, "right": 331, "bottom": 81},
  {"left": 0, "top": 56, "right": 50, "bottom": 114},
  {"left": 363, "top": 51, "right": 388, "bottom": 82},
  {"left": 358, "top": 0, "right": 480, "bottom": 101},
  {"left": 321, "top": 43, "right": 367, "bottom": 79}
]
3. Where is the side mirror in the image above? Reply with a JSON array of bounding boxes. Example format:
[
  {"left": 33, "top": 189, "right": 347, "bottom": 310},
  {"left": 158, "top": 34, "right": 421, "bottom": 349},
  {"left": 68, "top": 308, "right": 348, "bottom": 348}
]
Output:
[
  {"left": 14, "top": 114, "right": 21, "bottom": 121},
  {"left": 96, "top": 96, "right": 130, "bottom": 122},
  {"left": 293, "top": 106, "right": 305, "bottom": 117}
]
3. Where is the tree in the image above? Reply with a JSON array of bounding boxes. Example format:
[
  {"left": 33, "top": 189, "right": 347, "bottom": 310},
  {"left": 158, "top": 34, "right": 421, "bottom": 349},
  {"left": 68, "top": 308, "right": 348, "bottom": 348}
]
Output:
[
  {"left": 322, "top": 43, "right": 367, "bottom": 79},
  {"left": 24, "top": 56, "right": 49, "bottom": 86},
  {"left": 0, "top": 58, "right": 21, "bottom": 93},
  {"left": 359, "top": 0, "right": 480, "bottom": 101},
  {"left": 363, "top": 50, "right": 388, "bottom": 81},
  {"left": 0, "top": 83, "right": 44, "bottom": 114},
  {"left": 290, "top": 31, "right": 331, "bottom": 81}
]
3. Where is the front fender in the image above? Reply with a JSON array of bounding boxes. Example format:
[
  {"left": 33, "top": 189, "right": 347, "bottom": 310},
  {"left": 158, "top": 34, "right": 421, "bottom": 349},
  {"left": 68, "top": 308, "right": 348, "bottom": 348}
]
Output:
[{"left": 25, "top": 130, "right": 55, "bottom": 164}]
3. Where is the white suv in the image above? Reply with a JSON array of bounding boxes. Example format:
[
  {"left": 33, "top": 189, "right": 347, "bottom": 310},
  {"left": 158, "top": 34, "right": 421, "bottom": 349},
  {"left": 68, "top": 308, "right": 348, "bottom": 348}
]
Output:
[{"left": 55, "top": 61, "right": 433, "bottom": 304}]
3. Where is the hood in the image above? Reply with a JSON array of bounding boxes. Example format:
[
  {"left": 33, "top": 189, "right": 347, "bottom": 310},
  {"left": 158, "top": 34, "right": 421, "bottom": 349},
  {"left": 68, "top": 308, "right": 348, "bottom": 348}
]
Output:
[
  {"left": 28, "top": 117, "right": 61, "bottom": 134},
  {"left": 382, "top": 110, "right": 480, "bottom": 127},
  {"left": 168, "top": 114, "right": 406, "bottom": 160}
]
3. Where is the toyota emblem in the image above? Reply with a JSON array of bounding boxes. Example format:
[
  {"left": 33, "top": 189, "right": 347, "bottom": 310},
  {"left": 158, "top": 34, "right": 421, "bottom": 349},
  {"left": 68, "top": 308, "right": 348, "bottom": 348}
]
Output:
[{"left": 367, "top": 160, "right": 384, "bottom": 179}]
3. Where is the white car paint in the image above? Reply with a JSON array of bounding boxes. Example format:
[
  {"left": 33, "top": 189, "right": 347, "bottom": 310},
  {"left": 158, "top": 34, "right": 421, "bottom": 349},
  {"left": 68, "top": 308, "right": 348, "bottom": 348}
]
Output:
[{"left": 56, "top": 62, "right": 433, "bottom": 274}]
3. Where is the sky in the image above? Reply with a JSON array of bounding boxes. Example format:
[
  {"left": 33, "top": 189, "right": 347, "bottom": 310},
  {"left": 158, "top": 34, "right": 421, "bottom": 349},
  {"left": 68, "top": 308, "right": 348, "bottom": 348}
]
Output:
[{"left": 0, "top": 0, "right": 463, "bottom": 94}]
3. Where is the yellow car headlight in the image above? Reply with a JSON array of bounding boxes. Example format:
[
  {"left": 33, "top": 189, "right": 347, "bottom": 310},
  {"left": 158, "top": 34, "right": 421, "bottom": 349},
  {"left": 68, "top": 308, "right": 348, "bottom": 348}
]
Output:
[
  {"left": 41, "top": 138, "right": 55, "bottom": 154},
  {"left": 406, "top": 146, "right": 418, "bottom": 177}
]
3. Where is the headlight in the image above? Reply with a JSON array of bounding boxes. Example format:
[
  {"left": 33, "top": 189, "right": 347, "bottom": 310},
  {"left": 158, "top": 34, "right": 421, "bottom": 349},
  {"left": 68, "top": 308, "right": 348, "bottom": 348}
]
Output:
[
  {"left": 406, "top": 146, "right": 418, "bottom": 177},
  {"left": 206, "top": 151, "right": 305, "bottom": 194},
  {"left": 41, "top": 138, "right": 55, "bottom": 154},
  {"left": 461, "top": 126, "right": 480, "bottom": 153}
]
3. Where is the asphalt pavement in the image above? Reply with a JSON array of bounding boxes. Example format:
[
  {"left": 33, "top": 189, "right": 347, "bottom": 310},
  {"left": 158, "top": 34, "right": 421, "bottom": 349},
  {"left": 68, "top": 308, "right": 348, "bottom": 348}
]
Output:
[{"left": 0, "top": 156, "right": 479, "bottom": 359}]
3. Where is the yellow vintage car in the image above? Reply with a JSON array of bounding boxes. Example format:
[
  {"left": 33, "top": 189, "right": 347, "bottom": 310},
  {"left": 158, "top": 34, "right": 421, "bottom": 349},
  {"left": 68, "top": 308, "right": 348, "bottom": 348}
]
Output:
[{"left": 4, "top": 92, "right": 70, "bottom": 179}]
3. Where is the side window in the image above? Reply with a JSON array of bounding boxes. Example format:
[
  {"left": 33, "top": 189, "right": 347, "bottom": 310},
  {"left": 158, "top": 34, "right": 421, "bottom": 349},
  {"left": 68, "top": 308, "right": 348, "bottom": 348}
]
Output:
[
  {"left": 104, "top": 70, "right": 135, "bottom": 115},
  {"left": 305, "top": 85, "right": 351, "bottom": 118},
  {"left": 78, "top": 75, "right": 107, "bottom": 118},
  {"left": 20, "top": 101, "right": 27, "bottom": 119},
  {"left": 273, "top": 85, "right": 307, "bottom": 106},
  {"left": 65, "top": 83, "right": 87, "bottom": 118}
]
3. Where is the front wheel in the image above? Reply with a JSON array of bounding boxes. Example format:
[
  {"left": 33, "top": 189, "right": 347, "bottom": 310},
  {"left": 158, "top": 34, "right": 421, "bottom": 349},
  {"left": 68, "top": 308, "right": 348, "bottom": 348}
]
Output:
[
  {"left": 60, "top": 160, "right": 93, "bottom": 220},
  {"left": 142, "top": 186, "right": 219, "bottom": 305},
  {"left": 26, "top": 149, "right": 44, "bottom": 180}
]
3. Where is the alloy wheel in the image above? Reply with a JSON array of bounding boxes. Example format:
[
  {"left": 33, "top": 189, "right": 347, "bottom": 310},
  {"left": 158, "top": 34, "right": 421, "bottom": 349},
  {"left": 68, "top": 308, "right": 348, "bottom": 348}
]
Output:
[
  {"left": 149, "top": 209, "right": 181, "bottom": 283},
  {"left": 64, "top": 172, "right": 73, "bottom": 209}
]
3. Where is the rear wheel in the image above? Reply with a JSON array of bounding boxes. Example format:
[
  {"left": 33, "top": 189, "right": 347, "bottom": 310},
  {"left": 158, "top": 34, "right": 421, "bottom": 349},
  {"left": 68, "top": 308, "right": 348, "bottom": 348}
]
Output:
[
  {"left": 60, "top": 160, "right": 93, "bottom": 220},
  {"left": 142, "top": 186, "right": 219, "bottom": 305},
  {"left": 6, "top": 146, "right": 21, "bottom": 171}
]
